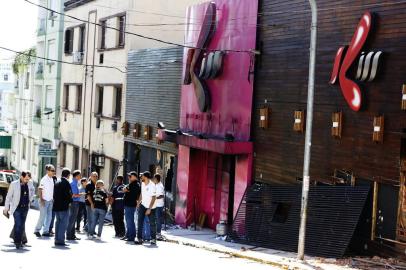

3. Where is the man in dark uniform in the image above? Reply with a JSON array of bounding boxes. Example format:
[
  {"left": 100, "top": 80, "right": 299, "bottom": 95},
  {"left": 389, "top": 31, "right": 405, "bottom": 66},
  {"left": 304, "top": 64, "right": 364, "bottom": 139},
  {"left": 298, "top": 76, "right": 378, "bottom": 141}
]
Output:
[
  {"left": 121, "top": 171, "right": 141, "bottom": 242},
  {"left": 111, "top": 175, "right": 125, "bottom": 238}
]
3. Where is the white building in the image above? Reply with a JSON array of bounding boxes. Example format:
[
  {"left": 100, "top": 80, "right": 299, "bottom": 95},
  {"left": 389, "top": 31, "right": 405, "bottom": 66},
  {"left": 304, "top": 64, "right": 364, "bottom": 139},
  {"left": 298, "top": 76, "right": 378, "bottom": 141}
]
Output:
[
  {"left": 11, "top": 56, "right": 40, "bottom": 182},
  {"left": 32, "top": 0, "right": 64, "bottom": 177},
  {"left": 59, "top": 0, "right": 203, "bottom": 185}
]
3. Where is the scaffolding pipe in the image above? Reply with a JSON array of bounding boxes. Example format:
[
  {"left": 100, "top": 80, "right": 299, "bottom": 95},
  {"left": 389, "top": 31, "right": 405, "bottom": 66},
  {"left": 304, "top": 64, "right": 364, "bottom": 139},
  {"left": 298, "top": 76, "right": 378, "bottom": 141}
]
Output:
[{"left": 298, "top": 0, "right": 318, "bottom": 261}]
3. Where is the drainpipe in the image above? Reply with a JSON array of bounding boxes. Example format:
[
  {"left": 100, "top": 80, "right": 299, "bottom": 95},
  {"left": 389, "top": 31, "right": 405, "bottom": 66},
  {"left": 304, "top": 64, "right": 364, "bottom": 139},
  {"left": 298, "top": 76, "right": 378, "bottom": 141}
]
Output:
[{"left": 298, "top": 0, "right": 317, "bottom": 261}]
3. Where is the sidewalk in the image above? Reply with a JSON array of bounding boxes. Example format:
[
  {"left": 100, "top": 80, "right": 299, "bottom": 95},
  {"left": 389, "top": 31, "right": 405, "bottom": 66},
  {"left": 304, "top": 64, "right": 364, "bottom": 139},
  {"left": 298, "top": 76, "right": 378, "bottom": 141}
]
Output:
[{"left": 162, "top": 228, "right": 359, "bottom": 270}]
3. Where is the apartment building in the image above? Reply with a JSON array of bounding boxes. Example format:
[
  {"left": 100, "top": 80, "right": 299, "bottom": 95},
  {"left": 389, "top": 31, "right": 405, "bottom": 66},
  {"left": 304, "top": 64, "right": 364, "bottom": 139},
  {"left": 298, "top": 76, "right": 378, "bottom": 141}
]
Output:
[{"left": 60, "top": 0, "right": 203, "bottom": 185}]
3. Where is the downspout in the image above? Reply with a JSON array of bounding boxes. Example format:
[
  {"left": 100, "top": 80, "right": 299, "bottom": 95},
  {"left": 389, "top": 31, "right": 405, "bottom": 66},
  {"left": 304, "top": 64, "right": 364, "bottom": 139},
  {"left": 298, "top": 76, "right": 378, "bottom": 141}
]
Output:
[{"left": 298, "top": 0, "right": 317, "bottom": 261}]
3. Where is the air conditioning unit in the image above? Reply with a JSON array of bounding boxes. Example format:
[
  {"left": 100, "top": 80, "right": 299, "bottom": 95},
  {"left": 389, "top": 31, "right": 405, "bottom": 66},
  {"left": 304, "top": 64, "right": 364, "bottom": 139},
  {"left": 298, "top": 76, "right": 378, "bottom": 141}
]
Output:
[{"left": 73, "top": 51, "right": 83, "bottom": 64}]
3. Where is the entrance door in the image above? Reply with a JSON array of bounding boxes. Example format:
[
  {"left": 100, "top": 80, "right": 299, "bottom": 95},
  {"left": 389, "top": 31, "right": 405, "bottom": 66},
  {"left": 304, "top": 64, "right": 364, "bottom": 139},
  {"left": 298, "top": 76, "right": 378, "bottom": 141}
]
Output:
[{"left": 397, "top": 137, "right": 406, "bottom": 241}]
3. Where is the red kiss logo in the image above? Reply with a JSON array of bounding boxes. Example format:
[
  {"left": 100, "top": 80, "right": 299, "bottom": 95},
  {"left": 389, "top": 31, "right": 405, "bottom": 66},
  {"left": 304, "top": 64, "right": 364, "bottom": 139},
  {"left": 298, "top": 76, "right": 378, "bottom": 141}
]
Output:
[{"left": 330, "top": 12, "right": 381, "bottom": 111}]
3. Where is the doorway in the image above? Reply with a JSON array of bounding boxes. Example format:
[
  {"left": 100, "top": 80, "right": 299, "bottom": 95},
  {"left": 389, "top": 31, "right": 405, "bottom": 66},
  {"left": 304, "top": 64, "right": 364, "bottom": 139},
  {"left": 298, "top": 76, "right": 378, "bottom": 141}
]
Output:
[{"left": 397, "top": 137, "right": 406, "bottom": 241}]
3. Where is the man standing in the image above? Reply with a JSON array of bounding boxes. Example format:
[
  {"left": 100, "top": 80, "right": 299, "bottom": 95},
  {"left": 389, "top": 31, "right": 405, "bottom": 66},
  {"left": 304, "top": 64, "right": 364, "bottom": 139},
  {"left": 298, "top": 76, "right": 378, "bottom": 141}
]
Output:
[
  {"left": 136, "top": 171, "right": 157, "bottom": 245},
  {"left": 3, "top": 171, "right": 35, "bottom": 249},
  {"left": 111, "top": 175, "right": 125, "bottom": 238},
  {"left": 122, "top": 171, "right": 140, "bottom": 242},
  {"left": 66, "top": 170, "right": 82, "bottom": 241},
  {"left": 53, "top": 168, "right": 73, "bottom": 246},
  {"left": 34, "top": 164, "right": 55, "bottom": 237},
  {"left": 153, "top": 174, "right": 165, "bottom": 240},
  {"left": 76, "top": 178, "right": 87, "bottom": 232},
  {"left": 85, "top": 172, "right": 98, "bottom": 238}
]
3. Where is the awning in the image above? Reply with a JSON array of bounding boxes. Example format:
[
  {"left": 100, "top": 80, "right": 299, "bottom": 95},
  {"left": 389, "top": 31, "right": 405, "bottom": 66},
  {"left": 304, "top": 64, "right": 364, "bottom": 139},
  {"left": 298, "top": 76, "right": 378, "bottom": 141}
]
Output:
[
  {"left": 0, "top": 136, "right": 11, "bottom": 149},
  {"left": 157, "top": 129, "right": 252, "bottom": 155}
]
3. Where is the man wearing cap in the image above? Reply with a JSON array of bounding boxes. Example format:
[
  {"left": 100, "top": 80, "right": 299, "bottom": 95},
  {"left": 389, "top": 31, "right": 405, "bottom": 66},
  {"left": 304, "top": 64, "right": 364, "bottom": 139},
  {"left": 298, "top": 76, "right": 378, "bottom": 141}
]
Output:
[
  {"left": 122, "top": 171, "right": 141, "bottom": 242},
  {"left": 34, "top": 164, "right": 55, "bottom": 237},
  {"left": 111, "top": 175, "right": 126, "bottom": 238},
  {"left": 136, "top": 171, "right": 157, "bottom": 245}
]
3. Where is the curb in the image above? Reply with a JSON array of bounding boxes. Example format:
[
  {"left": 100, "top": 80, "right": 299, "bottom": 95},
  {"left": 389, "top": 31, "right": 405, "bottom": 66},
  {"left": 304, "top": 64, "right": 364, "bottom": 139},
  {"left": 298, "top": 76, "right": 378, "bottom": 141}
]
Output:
[{"left": 164, "top": 237, "right": 292, "bottom": 269}]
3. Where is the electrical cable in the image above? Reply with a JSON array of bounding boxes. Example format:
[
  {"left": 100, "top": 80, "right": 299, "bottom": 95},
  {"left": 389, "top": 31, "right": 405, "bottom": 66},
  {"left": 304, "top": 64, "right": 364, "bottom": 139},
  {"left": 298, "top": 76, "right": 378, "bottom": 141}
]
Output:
[{"left": 0, "top": 46, "right": 126, "bottom": 73}]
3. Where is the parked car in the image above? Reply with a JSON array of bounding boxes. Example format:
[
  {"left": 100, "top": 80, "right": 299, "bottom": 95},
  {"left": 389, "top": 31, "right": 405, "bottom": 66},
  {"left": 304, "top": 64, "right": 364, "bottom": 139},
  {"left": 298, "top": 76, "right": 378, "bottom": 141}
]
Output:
[{"left": 0, "top": 170, "right": 19, "bottom": 206}]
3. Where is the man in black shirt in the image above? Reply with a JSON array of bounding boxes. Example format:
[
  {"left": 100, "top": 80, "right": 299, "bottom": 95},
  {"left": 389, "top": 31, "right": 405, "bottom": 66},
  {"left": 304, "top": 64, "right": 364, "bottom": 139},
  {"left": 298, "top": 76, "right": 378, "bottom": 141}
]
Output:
[
  {"left": 122, "top": 171, "right": 140, "bottom": 242},
  {"left": 53, "top": 168, "right": 73, "bottom": 246},
  {"left": 85, "top": 172, "right": 98, "bottom": 237},
  {"left": 111, "top": 175, "right": 125, "bottom": 237}
]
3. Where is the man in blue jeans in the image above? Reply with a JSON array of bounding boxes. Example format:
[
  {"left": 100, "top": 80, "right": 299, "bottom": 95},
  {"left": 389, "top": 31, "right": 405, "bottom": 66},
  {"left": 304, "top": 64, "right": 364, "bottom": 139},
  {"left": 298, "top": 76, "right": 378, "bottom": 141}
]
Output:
[
  {"left": 122, "top": 171, "right": 140, "bottom": 242},
  {"left": 85, "top": 172, "right": 98, "bottom": 237},
  {"left": 34, "top": 164, "right": 55, "bottom": 237},
  {"left": 135, "top": 171, "right": 157, "bottom": 245},
  {"left": 66, "top": 170, "right": 82, "bottom": 240},
  {"left": 3, "top": 171, "right": 35, "bottom": 249},
  {"left": 53, "top": 168, "right": 73, "bottom": 246},
  {"left": 153, "top": 174, "right": 165, "bottom": 240}
]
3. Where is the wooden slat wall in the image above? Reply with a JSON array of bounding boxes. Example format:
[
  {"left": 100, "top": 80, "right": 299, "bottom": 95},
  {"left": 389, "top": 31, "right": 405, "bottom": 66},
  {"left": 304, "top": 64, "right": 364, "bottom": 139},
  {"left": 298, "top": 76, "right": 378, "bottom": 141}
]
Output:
[{"left": 253, "top": 0, "right": 406, "bottom": 185}]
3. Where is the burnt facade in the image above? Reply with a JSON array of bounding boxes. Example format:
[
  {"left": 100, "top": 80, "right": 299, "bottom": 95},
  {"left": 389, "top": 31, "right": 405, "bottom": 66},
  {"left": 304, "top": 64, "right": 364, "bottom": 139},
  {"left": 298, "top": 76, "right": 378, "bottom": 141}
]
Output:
[{"left": 253, "top": 0, "right": 406, "bottom": 252}]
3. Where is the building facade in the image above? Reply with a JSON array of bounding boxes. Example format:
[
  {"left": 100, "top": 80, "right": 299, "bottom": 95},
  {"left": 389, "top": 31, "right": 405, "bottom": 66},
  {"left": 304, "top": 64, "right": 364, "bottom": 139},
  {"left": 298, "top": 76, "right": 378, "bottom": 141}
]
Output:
[
  {"left": 59, "top": 0, "right": 203, "bottom": 186},
  {"left": 250, "top": 0, "right": 406, "bottom": 257},
  {"left": 33, "top": 0, "right": 64, "bottom": 177},
  {"left": 124, "top": 46, "right": 183, "bottom": 215},
  {"left": 11, "top": 55, "right": 39, "bottom": 182},
  {"left": 159, "top": 0, "right": 259, "bottom": 229}
]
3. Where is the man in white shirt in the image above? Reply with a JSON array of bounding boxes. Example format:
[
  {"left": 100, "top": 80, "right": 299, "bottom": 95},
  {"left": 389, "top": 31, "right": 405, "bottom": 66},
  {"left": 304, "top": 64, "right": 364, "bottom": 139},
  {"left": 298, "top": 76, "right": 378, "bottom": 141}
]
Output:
[
  {"left": 135, "top": 171, "right": 157, "bottom": 245},
  {"left": 34, "top": 164, "right": 55, "bottom": 237},
  {"left": 153, "top": 174, "right": 164, "bottom": 240}
]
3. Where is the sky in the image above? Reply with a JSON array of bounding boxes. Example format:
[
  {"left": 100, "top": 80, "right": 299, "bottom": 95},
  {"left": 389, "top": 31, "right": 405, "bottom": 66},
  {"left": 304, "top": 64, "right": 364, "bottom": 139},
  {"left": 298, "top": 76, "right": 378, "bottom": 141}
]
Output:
[{"left": 0, "top": 0, "right": 39, "bottom": 60}]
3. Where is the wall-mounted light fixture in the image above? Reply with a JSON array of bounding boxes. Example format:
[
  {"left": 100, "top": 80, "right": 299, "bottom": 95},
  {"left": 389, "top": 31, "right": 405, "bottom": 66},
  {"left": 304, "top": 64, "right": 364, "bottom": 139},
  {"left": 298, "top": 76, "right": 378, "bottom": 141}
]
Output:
[
  {"left": 144, "top": 125, "right": 152, "bottom": 141},
  {"left": 133, "top": 123, "right": 141, "bottom": 138},
  {"left": 373, "top": 115, "right": 384, "bottom": 143},
  {"left": 402, "top": 84, "right": 406, "bottom": 110},
  {"left": 293, "top": 110, "right": 305, "bottom": 132},
  {"left": 259, "top": 107, "right": 271, "bottom": 129},
  {"left": 331, "top": 112, "right": 343, "bottom": 138},
  {"left": 121, "top": 121, "right": 130, "bottom": 136}
]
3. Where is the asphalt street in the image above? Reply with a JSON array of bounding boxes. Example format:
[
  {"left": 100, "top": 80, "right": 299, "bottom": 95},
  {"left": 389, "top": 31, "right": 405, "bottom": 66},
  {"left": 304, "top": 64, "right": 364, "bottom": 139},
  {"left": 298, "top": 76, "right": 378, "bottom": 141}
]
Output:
[{"left": 0, "top": 207, "right": 276, "bottom": 270}]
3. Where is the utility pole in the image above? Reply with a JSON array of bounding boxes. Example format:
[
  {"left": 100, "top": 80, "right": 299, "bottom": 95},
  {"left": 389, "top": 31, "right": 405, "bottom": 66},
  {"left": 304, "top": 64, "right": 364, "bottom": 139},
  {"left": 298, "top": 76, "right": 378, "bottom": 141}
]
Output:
[{"left": 298, "top": 0, "right": 317, "bottom": 261}]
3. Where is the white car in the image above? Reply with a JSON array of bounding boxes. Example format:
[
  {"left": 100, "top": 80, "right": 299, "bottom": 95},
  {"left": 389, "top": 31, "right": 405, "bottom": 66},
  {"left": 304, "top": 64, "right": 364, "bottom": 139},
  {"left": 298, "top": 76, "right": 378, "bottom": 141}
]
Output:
[{"left": 0, "top": 170, "right": 19, "bottom": 206}]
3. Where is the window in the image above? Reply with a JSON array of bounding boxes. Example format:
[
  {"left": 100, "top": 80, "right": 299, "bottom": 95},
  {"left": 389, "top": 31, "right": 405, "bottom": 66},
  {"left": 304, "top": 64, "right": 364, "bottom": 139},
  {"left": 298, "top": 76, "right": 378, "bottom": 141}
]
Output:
[
  {"left": 60, "top": 142, "right": 66, "bottom": 167},
  {"left": 22, "top": 138, "right": 27, "bottom": 160},
  {"left": 99, "top": 53, "right": 104, "bottom": 64},
  {"left": 96, "top": 86, "right": 104, "bottom": 115},
  {"left": 4, "top": 74, "right": 8, "bottom": 81},
  {"left": 73, "top": 146, "right": 79, "bottom": 170},
  {"left": 47, "top": 39, "right": 56, "bottom": 62},
  {"left": 76, "top": 85, "right": 82, "bottom": 113},
  {"left": 118, "top": 15, "right": 125, "bottom": 47},
  {"left": 45, "top": 86, "right": 55, "bottom": 110},
  {"left": 78, "top": 25, "right": 86, "bottom": 53},
  {"left": 100, "top": 20, "right": 107, "bottom": 49},
  {"left": 25, "top": 72, "right": 30, "bottom": 89},
  {"left": 113, "top": 86, "right": 122, "bottom": 118},
  {"left": 64, "top": 28, "right": 74, "bottom": 54},
  {"left": 63, "top": 85, "right": 70, "bottom": 110}
]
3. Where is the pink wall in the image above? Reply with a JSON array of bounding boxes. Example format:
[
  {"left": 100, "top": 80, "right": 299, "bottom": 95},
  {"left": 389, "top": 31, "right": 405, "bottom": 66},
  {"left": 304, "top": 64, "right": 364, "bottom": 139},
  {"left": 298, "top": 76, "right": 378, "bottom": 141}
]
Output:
[{"left": 180, "top": 0, "right": 259, "bottom": 141}]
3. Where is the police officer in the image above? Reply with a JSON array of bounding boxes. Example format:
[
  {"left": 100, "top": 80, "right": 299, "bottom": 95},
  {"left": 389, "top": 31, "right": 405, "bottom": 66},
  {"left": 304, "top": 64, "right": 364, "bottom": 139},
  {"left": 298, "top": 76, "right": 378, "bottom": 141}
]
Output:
[{"left": 111, "top": 175, "right": 126, "bottom": 238}]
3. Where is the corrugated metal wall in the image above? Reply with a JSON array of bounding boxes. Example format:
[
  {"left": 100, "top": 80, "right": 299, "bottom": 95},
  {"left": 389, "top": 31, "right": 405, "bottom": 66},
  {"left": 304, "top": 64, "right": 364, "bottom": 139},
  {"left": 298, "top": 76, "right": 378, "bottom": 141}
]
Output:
[{"left": 125, "top": 46, "right": 183, "bottom": 154}]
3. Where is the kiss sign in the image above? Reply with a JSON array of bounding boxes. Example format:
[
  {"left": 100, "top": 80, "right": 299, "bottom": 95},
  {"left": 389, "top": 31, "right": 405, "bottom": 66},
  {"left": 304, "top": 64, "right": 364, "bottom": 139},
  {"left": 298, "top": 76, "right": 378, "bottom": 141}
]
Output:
[{"left": 329, "top": 12, "right": 381, "bottom": 111}]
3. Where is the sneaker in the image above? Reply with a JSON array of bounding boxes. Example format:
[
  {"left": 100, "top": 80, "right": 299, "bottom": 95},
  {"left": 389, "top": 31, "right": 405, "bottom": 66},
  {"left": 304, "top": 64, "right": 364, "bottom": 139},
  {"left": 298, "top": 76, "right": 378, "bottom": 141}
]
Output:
[
  {"left": 87, "top": 234, "right": 95, "bottom": 240},
  {"left": 95, "top": 235, "right": 101, "bottom": 240},
  {"left": 42, "top": 233, "right": 51, "bottom": 237},
  {"left": 34, "top": 232, "right": 41, "bottom": 237},
  {"left": 15, "top": 243, "right": 23, "bottom": 249},
  {"left": 120, "top": 236, "right": 128, "bottom": 241},
  {"left": 151, "top": 239, "right": 157, "bottom": 245},
  {"left": 49, "top": 231, "right": 55, "bottom": 236},
  {"left": 134, "top": 239, "right": 143, "bottom": 245}
]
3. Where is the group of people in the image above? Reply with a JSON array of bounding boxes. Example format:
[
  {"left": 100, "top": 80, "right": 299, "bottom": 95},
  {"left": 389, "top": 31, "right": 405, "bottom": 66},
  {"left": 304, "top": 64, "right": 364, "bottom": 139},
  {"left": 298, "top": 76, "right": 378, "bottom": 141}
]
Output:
[{"left": 3, "top": 164, "right": 165, "bottom": 249}]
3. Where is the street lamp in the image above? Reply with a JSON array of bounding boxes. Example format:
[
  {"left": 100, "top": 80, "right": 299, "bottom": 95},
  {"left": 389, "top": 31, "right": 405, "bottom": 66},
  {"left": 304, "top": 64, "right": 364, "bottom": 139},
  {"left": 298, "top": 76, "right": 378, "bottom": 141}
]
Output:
[{"left": 297, "top": 0, "right": 318, "bottom": 261}]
